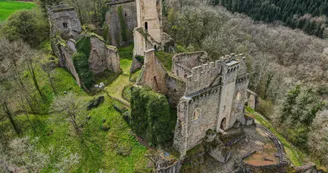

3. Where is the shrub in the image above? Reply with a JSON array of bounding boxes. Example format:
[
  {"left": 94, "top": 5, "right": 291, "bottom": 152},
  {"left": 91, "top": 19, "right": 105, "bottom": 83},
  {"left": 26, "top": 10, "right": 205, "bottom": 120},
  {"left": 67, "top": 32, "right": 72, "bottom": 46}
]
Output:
[
  {"left": 2, "top": 10, "right": 49, "bottom": 47},
  {"left": 130, "top": 87, "right": 176, "bottom": 146},
  {"left": 76, "top": 36, "right": 91, "bottom": 57},
  {"left": 72, "top": 52, "right": 94, "bottom": 89},
  {"left": 256, "top": 98, "right": 274, "bottom": 119}
]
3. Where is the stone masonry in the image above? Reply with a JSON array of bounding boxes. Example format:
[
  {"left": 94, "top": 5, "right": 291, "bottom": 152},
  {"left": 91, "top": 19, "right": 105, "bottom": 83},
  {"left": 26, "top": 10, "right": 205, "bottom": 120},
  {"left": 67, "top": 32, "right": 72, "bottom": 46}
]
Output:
[
  {"left": 173, "top": 53, "right": 249, "bottom": 157},
  {"left": 48, "top": 4, "right": 121, "bottom": 88},
  {"left": 106, "top": 0, "right": 137, "bottom": 47},
  {"left": 136, "top": 50, "right": 249, "bottom": 158},
  {"left": 47, "top": 3, "right": 82, "bottom": 40}
]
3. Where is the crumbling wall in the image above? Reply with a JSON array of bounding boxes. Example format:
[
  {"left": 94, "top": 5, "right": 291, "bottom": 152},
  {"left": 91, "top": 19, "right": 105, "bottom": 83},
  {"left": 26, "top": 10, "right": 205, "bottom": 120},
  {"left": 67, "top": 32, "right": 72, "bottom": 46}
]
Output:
[
  {"left": 106, "top": 0, "right": 137, "bottom": 47},
  {"left": 89, "top": 36, "right": 121, "bottom": 74},
  {"left": 56, "top": 40, "right": 81, "bottom": 86},
  {"left": 172, "top": 52, "right": 208, "bottom": 72},
  {"left": 47, "top": 4, "right": 82, "bottom": 40},
  {"left": 171, "top": 52, "right": 208, "bottom": 80},
  {"left": 136, "top": 49, "right": 168, "bottom": 94},
  {"left": 166, "top": 75, "right": 186, "bottom": 106}
]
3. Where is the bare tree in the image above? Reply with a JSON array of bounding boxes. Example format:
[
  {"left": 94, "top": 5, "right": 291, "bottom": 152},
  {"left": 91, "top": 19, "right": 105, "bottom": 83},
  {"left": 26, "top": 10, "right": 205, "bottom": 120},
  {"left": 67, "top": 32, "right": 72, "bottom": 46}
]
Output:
[
  {"left": 0, "top": 86, "right": 20, "bottom": 136},
  {"left": 52, "top": 93, "right": 87, "bottom": 135}
]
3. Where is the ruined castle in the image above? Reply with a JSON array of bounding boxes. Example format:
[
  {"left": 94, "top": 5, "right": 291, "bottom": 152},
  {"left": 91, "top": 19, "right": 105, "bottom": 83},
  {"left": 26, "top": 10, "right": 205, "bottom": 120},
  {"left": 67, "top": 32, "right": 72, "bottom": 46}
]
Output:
[
  {"left": 137, "top": 50, "right": 250, "bottom": 157},
  {"left": 47, "top": 1, "right": 294, "bottom": 172},
  {"left": 106, "top": 0, "right": 173, "bottom": 55},
  {"left": 47, "top": 4, "right": 121, "bottom": 88}
]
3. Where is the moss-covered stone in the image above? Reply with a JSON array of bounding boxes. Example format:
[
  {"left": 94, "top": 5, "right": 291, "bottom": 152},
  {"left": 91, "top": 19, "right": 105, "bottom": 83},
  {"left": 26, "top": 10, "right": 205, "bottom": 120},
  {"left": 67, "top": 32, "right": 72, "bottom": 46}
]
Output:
[{"left": 130, "top": 86, "right": 176, "bottom": 146}]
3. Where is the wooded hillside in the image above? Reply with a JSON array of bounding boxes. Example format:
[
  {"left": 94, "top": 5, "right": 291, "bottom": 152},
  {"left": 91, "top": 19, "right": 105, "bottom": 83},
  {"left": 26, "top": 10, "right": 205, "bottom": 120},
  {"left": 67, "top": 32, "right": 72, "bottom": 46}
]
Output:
[{"left": 211, "top": 0, "right": 328, "bottom": 38}]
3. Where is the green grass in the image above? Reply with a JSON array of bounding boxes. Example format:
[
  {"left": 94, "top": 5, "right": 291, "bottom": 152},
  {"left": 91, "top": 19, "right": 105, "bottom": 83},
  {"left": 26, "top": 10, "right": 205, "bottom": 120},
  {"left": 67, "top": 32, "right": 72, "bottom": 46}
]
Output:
[
  {"left": 245, "top": 107, "right": 304, "bottom": 166},
  {"left": 118, "top": 44, "right": 134, "bottom": 59},
  {"left": 155, "top": 51, "right": 173, "bottom": 71},
  {"left": 1, "top": 58, "right": 149, "bottom": 172},
  {"left": 0, "top": 1, "right": 36, "bottom": 22}
]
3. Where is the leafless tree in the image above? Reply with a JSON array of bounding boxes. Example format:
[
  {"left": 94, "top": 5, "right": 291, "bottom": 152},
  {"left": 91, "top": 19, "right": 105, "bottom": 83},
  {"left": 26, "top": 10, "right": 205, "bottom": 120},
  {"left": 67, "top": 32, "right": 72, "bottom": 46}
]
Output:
[{"left": 52, "top": 93, "right": 87, "bottom": 135}]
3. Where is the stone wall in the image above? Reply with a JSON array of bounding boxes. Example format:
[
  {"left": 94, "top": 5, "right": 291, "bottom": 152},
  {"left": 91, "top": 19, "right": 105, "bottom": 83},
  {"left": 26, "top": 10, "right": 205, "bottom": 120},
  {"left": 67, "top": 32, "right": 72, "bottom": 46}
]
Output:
[
  {"left": 136, "top": 0, "right": 162, "bottom": 43},
  {"left": 47, "top": 4, "right": 82, "bottom": 40},
  {"left": 228, "top": 74, "right": 249, "bottom": 128},
  {"left": 136, "top": 49, "right": 168, "bottom": 94},
  {"left": 55, "top": 39, "right": 81, "bottom": 86},
  {"left": 172, "top": 53, "right": 249, "bottom": 157},
  {"left": 106, "top": 0, "right": 137, "bottom": 47},
  {"left": 89, "top": 36, "right": 121, "bottom": 74},
  {"left": 174, "top": 85, "right": 223, "bottom": 156}
]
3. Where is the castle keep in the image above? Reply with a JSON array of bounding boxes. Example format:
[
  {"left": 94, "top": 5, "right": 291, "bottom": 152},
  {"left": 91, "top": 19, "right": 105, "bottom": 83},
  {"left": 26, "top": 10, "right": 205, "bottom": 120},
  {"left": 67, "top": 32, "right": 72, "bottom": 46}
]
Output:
[
  {"left": 137, "top": 50, "right": 249, "bottom": 157},
  {"left": 172, "top": 53, "right": 249, "bottom": 157}
]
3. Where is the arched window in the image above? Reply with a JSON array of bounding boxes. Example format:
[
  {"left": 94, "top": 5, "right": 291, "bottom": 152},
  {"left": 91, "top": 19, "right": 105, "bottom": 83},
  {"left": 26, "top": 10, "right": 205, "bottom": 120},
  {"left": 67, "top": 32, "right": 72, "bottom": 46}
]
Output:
[
  {"left": 145, "top": 22, "right": 148, "bottom": 31},
  {"left": 193, "top": 108, "right": 201, "bottom": 121},
  {"left": 125, "top": 12, "right": 127, "bottom": 17}
]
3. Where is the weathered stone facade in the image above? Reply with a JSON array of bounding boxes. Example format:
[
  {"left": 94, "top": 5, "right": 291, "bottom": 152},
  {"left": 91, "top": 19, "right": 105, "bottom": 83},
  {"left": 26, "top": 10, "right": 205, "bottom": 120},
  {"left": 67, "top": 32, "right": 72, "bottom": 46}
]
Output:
[
  {"left": 136, "top": 50, "right": 249, "bottom": 157},
  {"left": 89, "top": 36, "right": 121, "bottom": 74},
  {"left": 47, "top": 3, "right": 82, "bottom": 40},
  {"left": 106, "top": 0, "right": 137, "bottom": 47},
  {"left": 133, "top": 0, "right": 174, "bottom": 56},
  {"left": 172, "top": 53, "right": 249, "bottom": 157}
]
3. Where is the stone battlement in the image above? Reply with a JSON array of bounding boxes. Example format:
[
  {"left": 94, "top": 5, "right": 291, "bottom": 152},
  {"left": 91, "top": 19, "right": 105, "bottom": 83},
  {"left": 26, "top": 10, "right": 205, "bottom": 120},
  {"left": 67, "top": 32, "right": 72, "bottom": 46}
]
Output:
[{"left": 185, "top": 59, "right": 223, "bottom": 95}]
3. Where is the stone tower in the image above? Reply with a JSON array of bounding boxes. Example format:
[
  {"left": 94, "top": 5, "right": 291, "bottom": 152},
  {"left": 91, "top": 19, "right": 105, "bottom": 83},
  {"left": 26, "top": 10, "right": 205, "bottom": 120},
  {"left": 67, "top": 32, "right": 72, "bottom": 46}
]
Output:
[
  {"left": 133, "top": 0, "right": 163, "bottom": 56},
  {"left": 136, "top": 0, "right": 162, "bottom": 42},
  {"left": 171, "top": 53, "right": 249, "bottom": 157}
]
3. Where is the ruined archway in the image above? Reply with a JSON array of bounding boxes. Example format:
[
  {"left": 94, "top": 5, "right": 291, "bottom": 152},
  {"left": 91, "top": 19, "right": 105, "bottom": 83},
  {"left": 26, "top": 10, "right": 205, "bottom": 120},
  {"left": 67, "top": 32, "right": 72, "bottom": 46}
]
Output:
[{"left": 220, "top": 117, "right": 227, "bottom": 130}]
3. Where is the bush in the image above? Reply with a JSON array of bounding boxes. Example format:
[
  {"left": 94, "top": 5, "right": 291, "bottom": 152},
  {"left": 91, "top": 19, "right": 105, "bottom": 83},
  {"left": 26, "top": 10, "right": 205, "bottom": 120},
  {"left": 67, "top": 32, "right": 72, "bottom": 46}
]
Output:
[
  {"left": 76, "top": 36, "right": 91, "bottom": 57},
  {"left": 130, "top": 87, "right": 176, "bottom": 146},
  {"left": 2, "top": 10, "right": 49, "bottom": 47},
  {"left": 256, "top": 98, "right": 274, "bottom": 119},
  {"left": 72, "top": 52, "right": 94, "bottom": 89}
]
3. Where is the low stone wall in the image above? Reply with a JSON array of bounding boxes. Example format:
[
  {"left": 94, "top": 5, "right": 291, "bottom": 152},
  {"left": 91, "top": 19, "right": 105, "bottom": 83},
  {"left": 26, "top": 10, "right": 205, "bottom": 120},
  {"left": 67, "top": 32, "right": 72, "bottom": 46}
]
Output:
[{"left": 241, "top": 124, "right": 289, "bottom": 173}]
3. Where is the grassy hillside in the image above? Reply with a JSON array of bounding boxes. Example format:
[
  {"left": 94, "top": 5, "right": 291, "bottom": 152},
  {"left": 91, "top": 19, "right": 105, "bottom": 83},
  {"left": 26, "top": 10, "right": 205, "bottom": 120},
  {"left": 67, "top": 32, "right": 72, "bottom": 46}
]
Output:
[
  {"left": 0, "top": 1, "right": 36, "bottom": 22},
  {"left": 0, "top": 44, "right": 151, "bottom": 172}
]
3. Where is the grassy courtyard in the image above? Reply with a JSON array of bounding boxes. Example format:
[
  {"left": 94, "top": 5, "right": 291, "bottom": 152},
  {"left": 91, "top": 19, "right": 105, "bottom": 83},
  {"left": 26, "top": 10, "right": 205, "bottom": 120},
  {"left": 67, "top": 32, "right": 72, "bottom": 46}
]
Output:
[{"left": 0, "top": 0, "right": 36, "bottom": 22}]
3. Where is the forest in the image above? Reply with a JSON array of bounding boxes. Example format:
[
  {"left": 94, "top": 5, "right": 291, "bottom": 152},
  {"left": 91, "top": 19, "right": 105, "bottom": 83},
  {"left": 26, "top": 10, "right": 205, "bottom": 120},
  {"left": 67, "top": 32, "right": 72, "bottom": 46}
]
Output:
[{"left": 210, "top": 0, "right": 328, "bottom": 38}]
